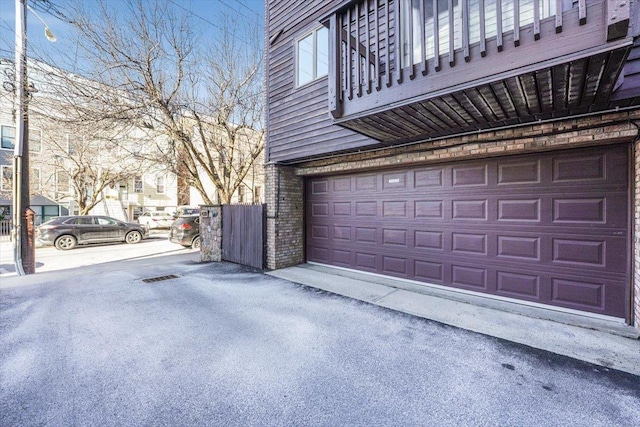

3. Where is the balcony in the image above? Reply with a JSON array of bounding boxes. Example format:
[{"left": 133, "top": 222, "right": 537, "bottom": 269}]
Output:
[{"left": 324, "top": 0, "right": 635, "bottom": 143}]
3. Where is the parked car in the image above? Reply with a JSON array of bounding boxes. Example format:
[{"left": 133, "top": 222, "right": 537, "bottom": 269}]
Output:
[
  {"left": 137, "top": 211, "right": 174, "bottom": 230},
  {"left": 168, "top": 215, "right": 200, "bottom": 249},
  {"left": 173, "top": 206, "right": 200, "bottom": 218},
  {"left": 37, "top": 215, "right": 147, "bottom": 250}
]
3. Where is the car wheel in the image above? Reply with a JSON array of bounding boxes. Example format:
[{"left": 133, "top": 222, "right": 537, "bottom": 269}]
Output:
[
  {"left": 191, "top": 236, "right": 201, "bottom": 249},
  {"left": 125, "top": 231, "right": 142, "bottom": 244},
  {"left": 55, "top": 235, "right": 77, "bottom": 250}
]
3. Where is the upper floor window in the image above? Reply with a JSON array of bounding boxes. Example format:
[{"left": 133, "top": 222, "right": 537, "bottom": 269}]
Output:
[
  {"left": 134, "top": 176, "right": 143, "bottom": 193},
  {"left": 31, "top": 168, "right": 41, "bottom": 192},
  {"left": 1, "top": 165, "right": 13, "bottom": 192},
  {"left": 156, "top": 175, "right": 165, "bottom": 194},
  {"left": 67, "top": 135, "right": 80, "bottom": 155},
  {"left": 56, "top": 170, "right": 71, "bottom": 196},
  {"left": 29, "top": 129, "right": 42, "bottom": 153},
  {"left": 237, "top": 185, "right": 245, "bottom": 203},
  {"left": 296, "top": 26, "right": 329, "bottom": 87},
  {"left": 1, "top": 125, "right": 15, "bottom": 150}
]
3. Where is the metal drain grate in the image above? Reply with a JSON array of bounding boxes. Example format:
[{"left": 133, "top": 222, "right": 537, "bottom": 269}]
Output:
[{"left": 141, "top": 274, "right": 179, "bottom": 283}]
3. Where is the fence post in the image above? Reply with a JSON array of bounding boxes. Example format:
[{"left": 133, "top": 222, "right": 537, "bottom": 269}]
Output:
[{"left": 199, "top": 204, "right": 222, "bottom": 262}]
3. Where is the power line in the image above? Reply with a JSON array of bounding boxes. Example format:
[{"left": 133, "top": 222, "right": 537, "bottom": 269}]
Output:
[
  {"left": 219, "top": 0, "right": 263, "bottom": 25},
  {"left": 166, "top": 0, "right": 262, "bottom": 49}
]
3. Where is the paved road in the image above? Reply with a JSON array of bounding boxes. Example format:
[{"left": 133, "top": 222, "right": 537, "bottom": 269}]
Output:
[
  {"left": 1, "top": 254, "right": 639, "bottom": 426},
  {"left": 0, "top": 231, "right": 185, "bottom": 276}
]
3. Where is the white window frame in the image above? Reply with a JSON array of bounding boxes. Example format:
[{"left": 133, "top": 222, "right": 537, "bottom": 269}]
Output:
[
  {"left": 67, "top": 134, "right": 82, "bottom": 155},
  {"left": 31, "top": 167, "right": 41, "bottom": 192},
  {"left": 1, "top": 164, "right": 13, "bottom": 192},
  {"left": 1, "top": 125, "right": 15, "bottom": 150},
  {"left": 133, "top": 176, "right": 143, "bottom": 193},
  {"left": 238, "top": 185, "right": 245, "bottom": 203},
  {"left": 295, "top": 26, "right": 329, "bottom": 87},
  {"left": 155, "top": 175, "right": 165, "bottom": 194},
  {"left": 56, "top": 170, "right": 71, "bottom": 195},
  {"left": 29, "top": 129, "right": 42, "bottom": 153}
]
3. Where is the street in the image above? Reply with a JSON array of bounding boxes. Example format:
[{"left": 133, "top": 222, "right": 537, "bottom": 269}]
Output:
[
  {"left": 1, "top": 252, "right": 639, "bottom": 426},
  {"left": 0, "top": 231, "right": 188, "bottom": 276}
]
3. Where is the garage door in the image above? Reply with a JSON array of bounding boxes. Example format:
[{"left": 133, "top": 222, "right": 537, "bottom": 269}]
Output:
[{"left": 306, "top": 145, "right": 629, "bottom": 318}]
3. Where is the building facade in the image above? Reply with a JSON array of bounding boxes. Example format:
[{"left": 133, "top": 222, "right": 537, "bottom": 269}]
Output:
[{"left": 265, "top": 1, "right": 640, "bottom": 329}]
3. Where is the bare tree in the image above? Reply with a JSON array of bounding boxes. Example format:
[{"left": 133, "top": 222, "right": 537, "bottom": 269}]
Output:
[
  {"left": 6, "top": 58, "right": 156, "bottom": 215},
  {"left": 37, "top": 123, "right": 151, "bottom": 215},
  {"left": 54, "top": 0, "right": 265, "bottom": 204}
]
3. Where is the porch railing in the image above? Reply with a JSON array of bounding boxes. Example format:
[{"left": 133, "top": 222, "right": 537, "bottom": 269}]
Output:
[{"left": 329, "top": 0, "right": 589, "bottom": 119}]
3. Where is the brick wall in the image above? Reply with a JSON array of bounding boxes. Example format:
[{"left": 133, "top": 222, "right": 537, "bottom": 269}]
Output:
[
  {"left": 296, "top": 111, "right": 640, "bottom": 176},
  {"left": 265, "top": 164, "right": 304, "bottom": 269},
  {"left": 266, "top": 111, "right": 640, "bottom": 329}
]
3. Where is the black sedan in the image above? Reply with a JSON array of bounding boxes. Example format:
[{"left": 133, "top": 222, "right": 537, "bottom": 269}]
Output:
[
  {"left": 37, "top": 215, "right": 147, "bottom": 250},
  {"left": 168, "top": 215, "right": 200, "bottom": 248}
]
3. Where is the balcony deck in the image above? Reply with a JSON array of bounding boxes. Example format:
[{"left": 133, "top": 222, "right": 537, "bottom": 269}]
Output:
[{"left": 326, "top": 0, "right": 635, "bottom": 144}]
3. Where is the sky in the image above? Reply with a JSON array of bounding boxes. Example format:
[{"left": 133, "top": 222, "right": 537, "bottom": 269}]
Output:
[{"left": 0, "top": 0, "right": 264, "bottom": 69}]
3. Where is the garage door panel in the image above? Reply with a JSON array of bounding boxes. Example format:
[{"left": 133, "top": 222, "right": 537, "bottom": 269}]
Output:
[
  {"left": 498, "top": 159, "right": 541, "bottom": 185},
  {"left": 496, "top": 271, "right": 541, "bottom": 298},
  {"left": 306, "top": 145, "right": 629, "bottom": 317},
  {"left": 452, "top": 164, "right": 489, "bottom": 187}
]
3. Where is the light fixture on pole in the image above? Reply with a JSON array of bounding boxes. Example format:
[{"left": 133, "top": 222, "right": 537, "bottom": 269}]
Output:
[{"left": 26, "top": 4, "right": 57, "bottom": 42}]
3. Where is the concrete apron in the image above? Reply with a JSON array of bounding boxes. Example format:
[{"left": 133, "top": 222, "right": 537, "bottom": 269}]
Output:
[{"left": 267, "top": 263, "right": 640, "bottom": 376}]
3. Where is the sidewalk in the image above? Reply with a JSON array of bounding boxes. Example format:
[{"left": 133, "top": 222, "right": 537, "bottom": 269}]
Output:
[{"left": 268, "top": 263, "right": 640, "bottom": 376}]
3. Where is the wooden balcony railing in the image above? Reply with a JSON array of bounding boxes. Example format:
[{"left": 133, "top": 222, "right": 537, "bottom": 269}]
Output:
[{"left": 327, "top": 0, "right": 631, "bottom": 123}]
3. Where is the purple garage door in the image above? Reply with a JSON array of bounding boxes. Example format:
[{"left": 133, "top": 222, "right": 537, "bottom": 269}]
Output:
[{"left": 306, "top": 145, "right": 629, "bottom": 318}]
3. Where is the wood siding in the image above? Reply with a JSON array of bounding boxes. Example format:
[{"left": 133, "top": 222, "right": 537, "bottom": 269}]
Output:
[
  {"left": 267, "top": 0, "right": 375, "bottom": 163},
  {"left": 267, "top": 0, "right": 639, "bottom": 164}
]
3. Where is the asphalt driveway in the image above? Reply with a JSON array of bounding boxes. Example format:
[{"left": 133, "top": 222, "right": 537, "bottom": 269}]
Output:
[{"left": 1, "top": 253, "right": 639, "bottom": 426}]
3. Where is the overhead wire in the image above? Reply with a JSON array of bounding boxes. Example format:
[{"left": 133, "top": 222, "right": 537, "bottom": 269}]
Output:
[{"left": 166, "top": 0, "right": 262, "bottom": 49}]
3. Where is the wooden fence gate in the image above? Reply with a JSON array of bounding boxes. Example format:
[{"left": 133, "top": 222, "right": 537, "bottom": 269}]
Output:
[{"left": 221, "top": 204, "right": 265, "bottom": 269}]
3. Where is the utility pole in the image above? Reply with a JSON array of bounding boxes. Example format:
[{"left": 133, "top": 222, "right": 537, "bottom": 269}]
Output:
[{"left": 13, "top": 0, "right": 34, "bottom": 275}]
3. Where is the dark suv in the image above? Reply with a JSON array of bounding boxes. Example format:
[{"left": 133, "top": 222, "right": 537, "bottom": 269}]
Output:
[
  {"left": 169, "top": 215, "right": 200, "bottom": 248},
  {"left": 37, "top": 215, "right": 147, "bottom": 250}
]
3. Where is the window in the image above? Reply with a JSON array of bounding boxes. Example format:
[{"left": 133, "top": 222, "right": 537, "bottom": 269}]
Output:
[
  {"left": 1, "top": 125, "right": 15, "bottom": 150},
  {"left": 156, "top": 175, "right": 165, "bottom": 194},
  {"left": 296, "top": 26, "right": 329, "bottom": 86},
  {"left": 56, "top": 170, "right": 70, "bottom": 195},
  {"left": 238, "top": 186, "right": 245, "bottom": 203},
  {"left": 253, "top": 186, "right": 261, "bottom": 203},
  {"left": 72, "top": 217, "right": 95, "bottom": 225},
  {"left": 134, "top": 176, "right": 143, "bottom": 193},
  {"left": 43, "top": 205, "right": 59, "bottom": 222},
  {"left": 97, "top": 217, "right": 117, "bottom": 225},
  {"left": 1, "top": 165, "right": 13, "bottom": 192},
  {"left": 67, "top": 135, "right": 81, "bottom": 155},
  {"left": 29, "top": 129, "right": 42, "bottom": 152},
  {"left": 31, "top": 168, "right": 41, "bottom": 192}
]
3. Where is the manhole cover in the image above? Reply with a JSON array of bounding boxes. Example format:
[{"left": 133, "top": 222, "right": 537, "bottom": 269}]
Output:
[{"left": 141, "top": 274, "right": 179, "bottom": 283}]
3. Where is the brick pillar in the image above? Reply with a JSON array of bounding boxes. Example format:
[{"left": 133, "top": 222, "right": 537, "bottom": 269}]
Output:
[
  {"left": 199, "top": 205, "right": 222, "bottom": 262},
  {"left": 265, "top": 163, "right": 304, "bottom": 269},
  {"left": 24, "top": 207, "right": 36, "bottom": 274}
]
